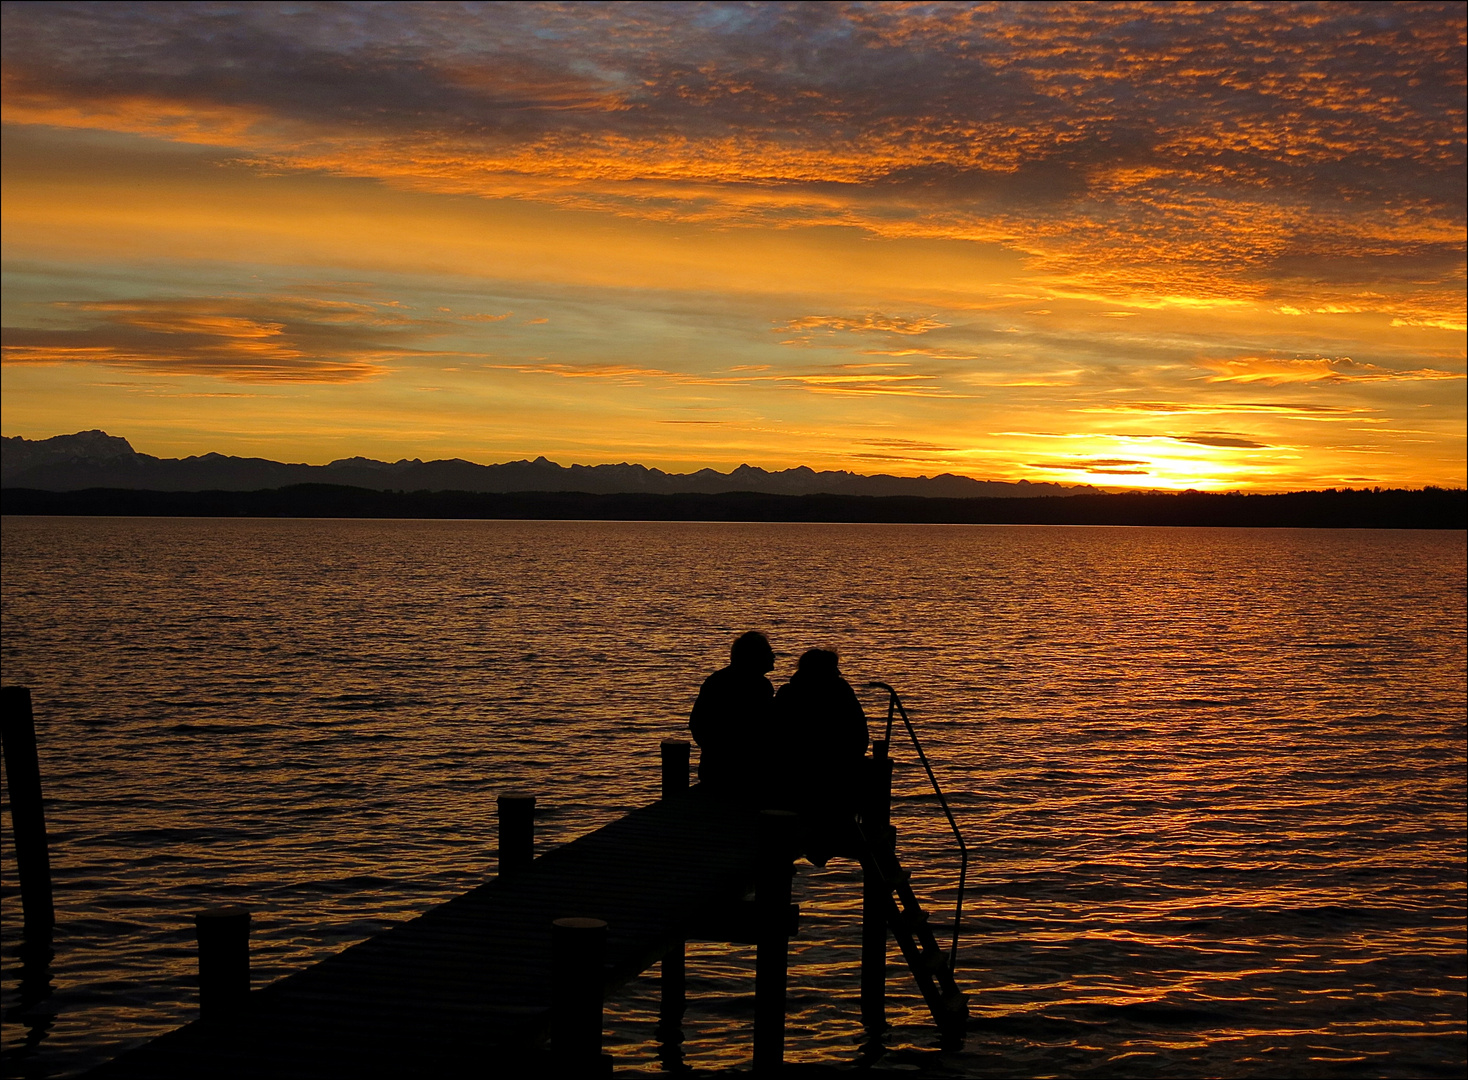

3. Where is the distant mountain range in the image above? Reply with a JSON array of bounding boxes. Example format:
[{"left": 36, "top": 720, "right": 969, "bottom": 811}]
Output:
[{"left": 3, "top": 430, "right": 1098, "bottom": 498}]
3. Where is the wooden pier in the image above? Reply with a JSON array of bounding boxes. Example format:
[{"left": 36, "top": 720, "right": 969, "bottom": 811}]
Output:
[{"left": 81, "top": 740, "right": 966, "bottom": 1077}]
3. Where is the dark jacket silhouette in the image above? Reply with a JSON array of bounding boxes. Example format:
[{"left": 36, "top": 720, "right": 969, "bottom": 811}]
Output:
[
  {"left": 774, "top": 649, "right": 868, "bottom": 815},
  {"left": 689, "top": 631, "right": 775, "bottom": 797}
]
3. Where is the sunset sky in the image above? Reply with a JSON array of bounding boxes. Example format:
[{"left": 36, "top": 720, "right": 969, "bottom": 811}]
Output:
[{"left": 2, "top": 1, "right": 1463, "bottom": 491}]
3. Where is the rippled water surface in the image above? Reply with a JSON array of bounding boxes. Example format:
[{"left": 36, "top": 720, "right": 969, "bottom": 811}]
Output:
[{"left": 1, "top": 517, "right": 1464, "bottom": 1078}]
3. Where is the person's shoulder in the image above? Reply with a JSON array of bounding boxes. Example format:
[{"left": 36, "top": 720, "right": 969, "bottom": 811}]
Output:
[
  {"left": 741, "top": 671, "right": 773, "bottom": 695},
  {"left": 697, "top": 666, "right": 734, "bottom": 692}
]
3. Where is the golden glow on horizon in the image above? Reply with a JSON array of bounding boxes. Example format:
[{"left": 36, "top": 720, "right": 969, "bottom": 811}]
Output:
[{"left": 1, "top": 3, "right": 1463, "bottom": 492}]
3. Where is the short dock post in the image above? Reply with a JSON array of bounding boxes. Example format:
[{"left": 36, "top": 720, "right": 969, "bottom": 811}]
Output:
[
  {"left": 194, "top": 906, "right": 250, "bottom": 1018},
  {"left": 754, "top": 809, "right": 797, "bottom": 1071},
  {"left": 551, "top": 917, "right": 611, "bottom": 1074},
  {"left": 1, "top": 687, "right": 54, "bottom": 937},
  {"left": 497, "top": 793, "right": 535, "bottom": 875},
  {"left": 660, "top": 739, "right": 690, "bottom": 800},
  {"left": 862, "top": 739, "right": 893, "bottom": 1029}
]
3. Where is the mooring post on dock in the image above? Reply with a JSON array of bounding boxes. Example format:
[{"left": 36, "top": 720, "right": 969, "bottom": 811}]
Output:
[
  {"left": 497, "top": 793, "right": 535, "bottom": 875},
  {"left": 1, "top": 686, "right": 54, "bottom": 939},
  {"left": 754, "top": 808, "right": 797, "bottom": 1071},
  {"left": 862, "top": 738, "right": 894, "bottom": 1029},
  {"left": 194, "top": 905, "right": 250, "bottom": 1019},
  {"left": 551, "top": 916, "right": 612, "bottom": 1075},
  {"left": 660, "top": 739, "right": 690, "bottom": 800}
]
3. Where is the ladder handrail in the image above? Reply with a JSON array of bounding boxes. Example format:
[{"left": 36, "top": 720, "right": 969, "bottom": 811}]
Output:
[{"left": 867, "top": 681, "right": 969, "bottom": 970}]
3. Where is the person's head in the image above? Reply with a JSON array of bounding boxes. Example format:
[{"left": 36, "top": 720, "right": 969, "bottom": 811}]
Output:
[
  {"left": 731, "top": 631, "right": 775, "bottom": 673},
  {"left": 796, "top": 648, "right": 839, "bottom": 679}
]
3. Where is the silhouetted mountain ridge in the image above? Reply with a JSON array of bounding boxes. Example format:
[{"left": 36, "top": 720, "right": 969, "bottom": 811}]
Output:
[{"left": 2, "top": 430, "right": 1098, "bottom": 498}]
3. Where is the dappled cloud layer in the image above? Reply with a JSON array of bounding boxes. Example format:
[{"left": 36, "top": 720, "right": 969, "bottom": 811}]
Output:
[{"left": 3, "top": 0, "right": 1463, "bottom": 307}]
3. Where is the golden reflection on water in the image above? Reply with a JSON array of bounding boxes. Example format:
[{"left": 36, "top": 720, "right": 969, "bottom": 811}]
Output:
[{"left": 1, "top": 518, "right": 1464, "bottom": 1077}]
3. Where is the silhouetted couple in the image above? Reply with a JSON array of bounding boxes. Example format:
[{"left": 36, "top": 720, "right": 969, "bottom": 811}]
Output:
[{"left": 689, "top": 632, "right": 868, "bottom": 851}]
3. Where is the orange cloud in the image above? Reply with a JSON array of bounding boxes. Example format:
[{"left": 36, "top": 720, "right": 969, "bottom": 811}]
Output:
[
  {"left": 1203, "top": 356, "right": 1465, "bottom": 385},
  {"left": 861, "top": 347, "right": 980, "bottom": 360},
  {"left": 1171, "top": 434, "right": 1270, "bottom": 449},
  {"left": 2, "top": 296, "right": 436, "bottom": 382},
  {"left": 1090, "top": 401, "right": 1376, "bottom": 421},
  {"left": 1029, "top": 458, "right": 1153, "bottom": 476},
  {"left": 487, "top": 362, "right": 687, "bottom": 384},
  {"left": 486, "top": 360, "right": 957, "bottom": 398},
  {"left": 775, "top": 313, "right": 949, "bottom": 336},
  {"left": 772, "top": 373, "right": 958, "bottom": 398}
]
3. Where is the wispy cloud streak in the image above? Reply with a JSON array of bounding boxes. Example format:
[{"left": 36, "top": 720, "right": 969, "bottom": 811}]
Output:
[{"left": 2, "top": 296, "right": 436, "bottom": 381}]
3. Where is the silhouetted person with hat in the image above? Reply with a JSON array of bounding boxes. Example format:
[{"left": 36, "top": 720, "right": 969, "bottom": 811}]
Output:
[
  {"left": 689, "top": 631, "right": 776, "bottom": 801},
  {"left": 774, "top": 648, "right": 868, "bottom": 863}
]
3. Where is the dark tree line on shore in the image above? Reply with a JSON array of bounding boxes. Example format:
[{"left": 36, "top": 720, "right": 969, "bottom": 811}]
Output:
[{"left": 3, "top": 484, "right": 1463, "bottom": 529}]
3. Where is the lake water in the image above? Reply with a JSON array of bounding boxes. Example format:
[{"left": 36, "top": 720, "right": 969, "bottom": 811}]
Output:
[{"left": 1, "top": 517, "right": 1464, "bottom": 1078}]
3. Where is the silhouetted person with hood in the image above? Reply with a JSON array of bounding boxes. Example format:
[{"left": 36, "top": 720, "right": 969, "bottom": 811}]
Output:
[
  {"left": 774, "top": 648, "right": 868, "bottom": 862},
  {"left": 689, "top": 631, "right": 776, "bottom": 800}
]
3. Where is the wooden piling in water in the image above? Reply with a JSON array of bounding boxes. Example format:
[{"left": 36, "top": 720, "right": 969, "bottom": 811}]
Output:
[
  {"left": 660, "top": 739, "right": 690, "bottom": 800},
  {"left": 551, "top": 916, "right": 611, "bottom": 1074},
  {"left": 862, "top": 738, "right": 893, "bottom": 1028},
  {"left": 660, "top": 739, "right": 691, "bottom": 1038},
  {"left": 1, "top": 686, "right": 54, "bottom": 937},
  {"left": 659, "top": 941, "right": 686, "bottom": 1033},
  {"left": 194, "top": 906, "right": 250, "bottom": 1019},
  {"left": 754, "top": 809, "right": 797, "bottom": 1071},
  {"left": 497, "top": 793, "right": 535, "bottom": 875}
]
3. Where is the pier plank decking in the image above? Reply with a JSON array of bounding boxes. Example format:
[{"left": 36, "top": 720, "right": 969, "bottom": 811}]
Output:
[{"left": 88, "top": 789, "right": 767, "bottom": 1078}]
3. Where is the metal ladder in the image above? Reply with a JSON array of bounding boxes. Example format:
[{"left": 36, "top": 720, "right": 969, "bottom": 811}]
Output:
[{"left": 861, "top": 682, "right": 970, "bottom": 1034}]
